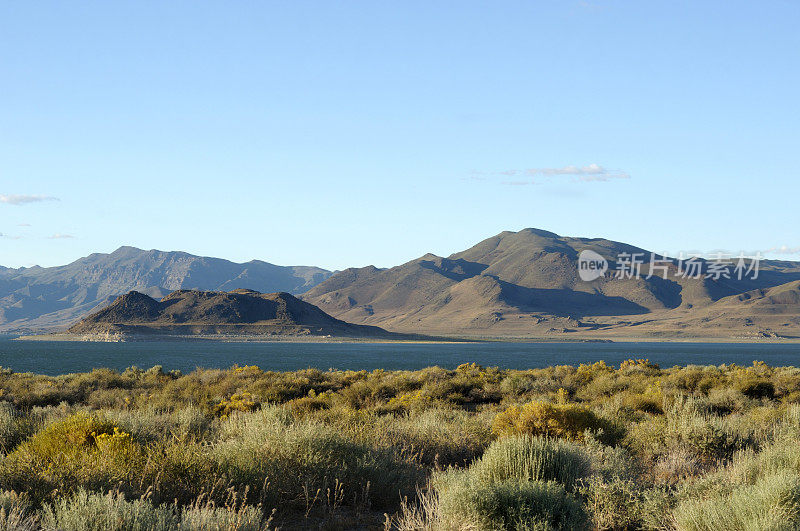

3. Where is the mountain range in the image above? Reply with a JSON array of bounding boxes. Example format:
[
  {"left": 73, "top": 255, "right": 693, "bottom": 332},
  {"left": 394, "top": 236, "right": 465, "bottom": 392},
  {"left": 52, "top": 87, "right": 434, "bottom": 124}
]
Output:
[
  {"left": 0, "top": 247, "right": 331, "bottom": 332},
  {"left": 303, "top": 229, "right": 800, "bottom": 339},
  {"left": 5, "top": 229, "right": 800, "bottom": 339}
]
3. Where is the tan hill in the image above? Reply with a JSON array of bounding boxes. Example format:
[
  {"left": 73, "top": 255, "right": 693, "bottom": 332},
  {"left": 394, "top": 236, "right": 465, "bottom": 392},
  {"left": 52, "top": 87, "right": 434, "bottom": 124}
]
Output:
[
  {"left": 303, "top": 228, "right": 800, "bottom": 339},
  {"left": 67, "top": 289, "right": 399, "bottom": 339}
]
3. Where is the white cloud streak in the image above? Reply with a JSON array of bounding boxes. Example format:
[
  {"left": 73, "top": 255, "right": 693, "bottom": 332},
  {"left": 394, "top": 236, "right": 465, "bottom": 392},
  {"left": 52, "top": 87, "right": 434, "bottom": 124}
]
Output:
[
  {"left": 475, "top": 164, "right": 630, "bottom": 185},
  {"left": 47, "top": 233, "right": 74, "bottom": 240},
  {"left": 525, "top": 164, "right": 630, "bottom": 182},
  {"left": 0, "top": 194, "right": 59, "bottom": 205}
]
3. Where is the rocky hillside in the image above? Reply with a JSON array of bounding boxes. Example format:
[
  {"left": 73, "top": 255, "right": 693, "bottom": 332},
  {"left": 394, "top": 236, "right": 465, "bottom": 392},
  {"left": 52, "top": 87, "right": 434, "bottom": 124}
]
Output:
[
  {"left": 303, "top": 228, "right": 800, "bottom": 338},
  {"left": 68, "top": 289, "right": 395, "bottom": 338},
  {"left": 0, "top": 247, "right": 332, "bottom": 332}
]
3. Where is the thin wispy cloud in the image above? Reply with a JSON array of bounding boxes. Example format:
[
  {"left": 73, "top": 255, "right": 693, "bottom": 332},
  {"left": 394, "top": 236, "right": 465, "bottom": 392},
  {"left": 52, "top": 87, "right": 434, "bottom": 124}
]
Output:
[
  {"left": 765, "top": 245, "right": 800, "bottom": 255},
  {"left": 0, "top": 233, "right": 21, "bottom": 240},
  {"left": 47, "top": 233, "right": 74, "bottom": 240},
  {"left": 471, "top": 164, "right": 631, "bottom": 185},
  {"left": 17, "top": 223, "right": 31, "bottom": 227},
  {"left": 0, "top": 194, "right": 59, "bottom": 205},
  {"left": 525, "top": 164, "right": 630, "bottom": 182}
]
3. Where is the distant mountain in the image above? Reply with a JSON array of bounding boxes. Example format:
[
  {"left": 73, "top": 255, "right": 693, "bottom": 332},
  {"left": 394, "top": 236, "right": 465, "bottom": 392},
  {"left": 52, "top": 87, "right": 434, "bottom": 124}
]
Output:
[
  {"left": 303, "top": 228, "right": 800, "bottom": 339},
  {"left": 67, "top": 289, "right": 395, "bottom": 339},
  {"left": 0, "top": 247, "right": 332, "bottom": 332}
]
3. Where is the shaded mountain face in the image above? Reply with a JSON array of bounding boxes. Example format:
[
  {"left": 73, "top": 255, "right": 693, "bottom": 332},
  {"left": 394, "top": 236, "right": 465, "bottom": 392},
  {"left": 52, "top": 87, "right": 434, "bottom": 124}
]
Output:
[
  {"left": 69, "top": 289, "right": 393, "bottom": 338},
  {"left": 0, "top": 247, "right": 332, "bottom": 332},
  {"left": 303, "top": 228, "right": 800, "bottom": 337}
]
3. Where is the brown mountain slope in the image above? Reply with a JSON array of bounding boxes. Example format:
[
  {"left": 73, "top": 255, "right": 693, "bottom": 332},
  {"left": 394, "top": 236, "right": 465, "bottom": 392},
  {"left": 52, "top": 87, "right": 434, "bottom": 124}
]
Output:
[
  {"left": 591, "top": 280, "right": 800, "bottom": 340},
  {"left": 303, "top": 228, "right": 800, "bottom": 338},
  {"left": 68, "top": 289, "right": 398, "bottom": 339}
]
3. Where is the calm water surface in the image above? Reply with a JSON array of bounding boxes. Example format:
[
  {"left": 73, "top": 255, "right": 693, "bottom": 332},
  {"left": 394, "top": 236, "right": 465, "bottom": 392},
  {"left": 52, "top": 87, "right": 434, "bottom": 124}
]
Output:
[{"left": 1, "top": 336, "right": 800, "bottom": 375}]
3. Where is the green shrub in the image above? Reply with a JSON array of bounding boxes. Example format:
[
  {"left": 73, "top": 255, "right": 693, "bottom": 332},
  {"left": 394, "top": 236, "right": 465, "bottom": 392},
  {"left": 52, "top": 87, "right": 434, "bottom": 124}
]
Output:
[
  {"left": 0, "top": 402, "right": 39, "bottom": 454},
  {"left": 463, "top": 435, "right": 591, "bottom": 491},
  {"left": 41, "top": 490, "right": 179, "bottom": 531},
  {"left": 674, "top": 471, "right": 800, "bottom": 530},
  {"left": 105, "top": 405, "right": 213, "bottom": 442},
  {"left": 139, "top": 439, "right": 220, "bottom": 506},
  {"left": 436, "top": 476, "right": 588, "bottom": 530},
  {"left": 370, "top": 408, "right": 493, "bottom": 467},
  {"left": 664, "top": 396, "right": 754, "bottom": 460},
  {"left": 179, "top": 500, "right": 267, "bottom": 530},
  {"left": 695, "top": 437, "right": 800, "bottom": 494},
  {"left": 578, "top": 476, "right": 643, "bottom": 531},
  {"left": 210, "top": 406, "right": 422, "bottom": 510}
]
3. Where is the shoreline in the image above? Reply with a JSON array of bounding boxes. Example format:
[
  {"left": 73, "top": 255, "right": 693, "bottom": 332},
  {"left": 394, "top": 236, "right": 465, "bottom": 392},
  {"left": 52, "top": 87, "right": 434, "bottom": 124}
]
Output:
[
  {"left": 13, "top": 333, "right": 480, "bottom": 344},
  {"left": 12, "top": 332, "right": 800, "bottom": 344}
]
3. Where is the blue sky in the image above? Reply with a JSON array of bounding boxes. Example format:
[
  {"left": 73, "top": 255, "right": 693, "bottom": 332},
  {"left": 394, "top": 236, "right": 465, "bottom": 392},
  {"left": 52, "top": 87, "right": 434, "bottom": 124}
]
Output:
[{"left": 2, "top": 1, "right": 799, "bottom": 270}]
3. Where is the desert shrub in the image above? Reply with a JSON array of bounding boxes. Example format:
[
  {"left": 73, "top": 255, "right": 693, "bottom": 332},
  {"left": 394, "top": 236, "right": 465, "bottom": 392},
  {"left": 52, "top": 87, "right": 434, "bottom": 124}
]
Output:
[
  {"left": 662, "top": 365, "right": 717, "bottom": 395},
  {"left": 492, "top": 401, "right": 623, "bottom": 445},
  {"left": 371, "top": 408, "right": 494, "bottom": 467},
  {"left": 377, "top": 389, "right": 438, "bottom": 414},
  {"left": 179, "top": 498, "right": 267, "bottom": 530},
  {"left": 623, "top": 416, "right": 668, "bottom": 461},
  {"left": 736, "top": 378, "right": 775, "bottom": 400},
  {"left": 139, "top": 438, "right": 220, "bottom": 506},
  {"left": 215, "top": 392, "right": 259, "bottom": 418},
  {"left": 0, "top": 413, "right": 146, "bottom": 502},
  {"left": 674, "top": 471, "right": 800, "bottom": 530},
  {"left": 669, "top": 415, "right": 747, "bottom": 460},
  {"left": 621, "top": 392, "right": 663, "bottom": 415},
  {"left": 502, "top": 371, "right": 567, "bottom": 398},
  {"left": 699, "top": 437, "right": 800, "bottom": 492},
  {"left": 0, "top": 402, "right": 40, "bottom": 454},
  {"left": 434, "top": 475, "right": 588, "bottom": 530},
  {"left": 580, "top": 374, "right": 631, "bottom": 400},
  {"left": 582, "top": 432, "right": 639, "bottom": 482},
  {"left": 41, "top": 490, "right": 179, "bottom": 530},
  {"left": 578, "top": 476, "right": 643, "bottom": 531},
  {"left": 663, "top": 396, "right": 754, "bottom": 461},
  {"left": 287, "top": 392, "right": 333, "bottom": 416},
  {"left": 210, "top": 406, "right": 422, "bottom": 510},
  {"left": 619, "top": 358, "right": 661, "bottom": 376},
  {"left": 575, "top": 361, "right": 615, "bottom": 383},
  {"left": 651, "top": 449, "right": 705, "bottom": 486},
  {"left": 638, "top": 487, "right": 675, "bottom": 531},
  {"left": 466, "top": 435, "right": 591, "bottom": 490},
  {"left": 105, "top": 405, "right": 213, "bottom": 441},
  {"left": 0, "top": 490, "right": 37, "bottom": 530},
  {"left": 706, "top": 387, "right": 750, "bottom": 414}
]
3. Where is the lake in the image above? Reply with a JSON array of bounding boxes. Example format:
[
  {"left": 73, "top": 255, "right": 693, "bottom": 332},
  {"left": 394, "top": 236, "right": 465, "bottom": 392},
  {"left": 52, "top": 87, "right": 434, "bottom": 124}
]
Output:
[{"left": 1, "top": 336, "right": 800, "bottom": 375}]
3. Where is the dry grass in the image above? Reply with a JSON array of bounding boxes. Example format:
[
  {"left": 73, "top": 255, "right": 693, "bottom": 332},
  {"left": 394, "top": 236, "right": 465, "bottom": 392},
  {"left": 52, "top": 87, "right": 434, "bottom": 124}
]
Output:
[{"left": 0, "top": 360, "right": 796, "bottom": 528}]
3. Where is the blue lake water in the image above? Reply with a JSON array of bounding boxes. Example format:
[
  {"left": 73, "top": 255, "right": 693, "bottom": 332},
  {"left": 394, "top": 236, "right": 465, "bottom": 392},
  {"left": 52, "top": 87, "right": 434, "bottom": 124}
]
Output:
[{"left": 1, "top": 336, "right": 800, "bottom": 375}]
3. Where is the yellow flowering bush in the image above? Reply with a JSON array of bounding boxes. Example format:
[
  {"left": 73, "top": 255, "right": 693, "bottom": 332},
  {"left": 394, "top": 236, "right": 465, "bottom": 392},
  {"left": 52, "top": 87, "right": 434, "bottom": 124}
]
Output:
[
  {"left": 492, "top": 400, "right": 621, "bottom": 444},
  {"left": 0, "top": 413, "right": 145, "bottom": 502},
  {"left": 214, "top": 392, "right": 258, "bottom": 418},
  {"left": 381, "top": 390, "right": 436, "bottom": 413}
]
